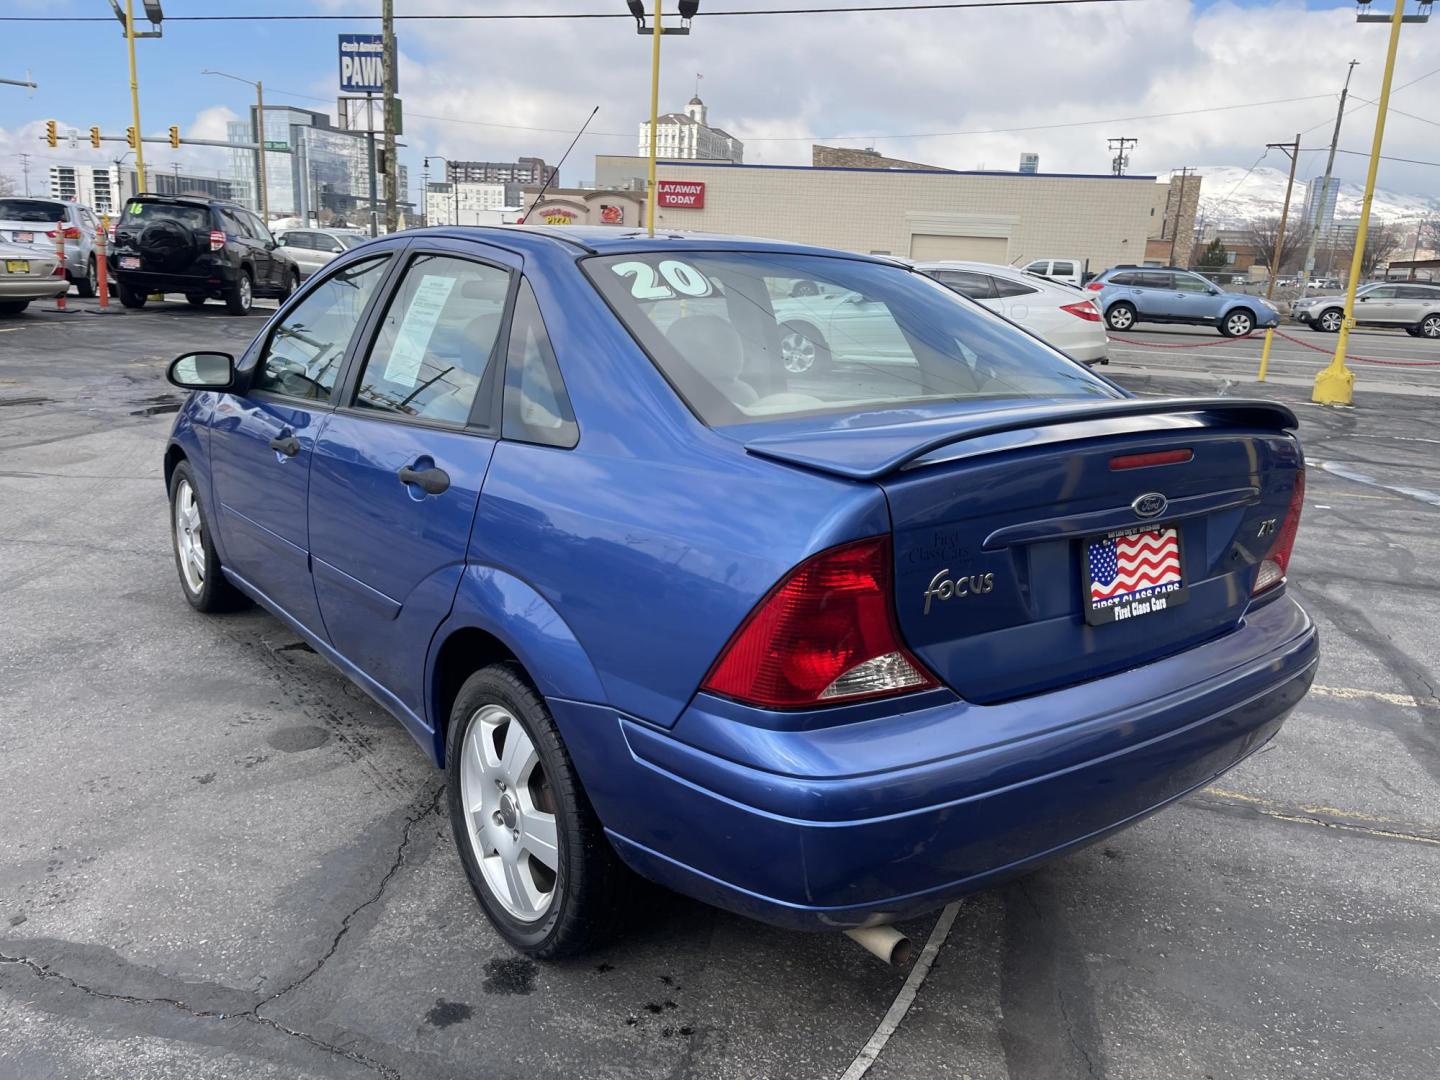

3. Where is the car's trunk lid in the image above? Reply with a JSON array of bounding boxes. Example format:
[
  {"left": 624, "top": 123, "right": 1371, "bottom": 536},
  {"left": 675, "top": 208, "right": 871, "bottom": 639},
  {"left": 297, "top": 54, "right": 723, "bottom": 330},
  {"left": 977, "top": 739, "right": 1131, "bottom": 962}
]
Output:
[{"left": 745, "top": 398, "right": 1303, "bottom": 703}]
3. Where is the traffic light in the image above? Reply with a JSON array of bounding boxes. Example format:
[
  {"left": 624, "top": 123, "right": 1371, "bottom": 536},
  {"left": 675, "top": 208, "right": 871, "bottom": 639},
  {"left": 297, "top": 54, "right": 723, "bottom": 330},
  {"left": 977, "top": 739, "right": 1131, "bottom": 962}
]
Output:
[
  {"left": 125, "top": 126, "right": 137, "bottom": 150},
  {"left": 168, "top": 125, "right": 180, "bottom": 149},
  {"left": 90, "top": 126, "right": 101, "bottom": 149},
  {"left": 45, "top": 120, "right": 58, "bottom": 148}
]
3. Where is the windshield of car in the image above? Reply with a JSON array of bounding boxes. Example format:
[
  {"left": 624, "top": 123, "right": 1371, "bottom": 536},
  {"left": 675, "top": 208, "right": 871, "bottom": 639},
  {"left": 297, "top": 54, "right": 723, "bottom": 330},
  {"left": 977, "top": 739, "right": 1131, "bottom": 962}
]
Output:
[
  {"left": 584, "top": 251, "right": 1115, "bottom": 426},
  {"left": 0, "top": 199, "right": 68, "bottom": 223},
  {"left": 123, "top": 200, "right": 210, "bottom": 232}
]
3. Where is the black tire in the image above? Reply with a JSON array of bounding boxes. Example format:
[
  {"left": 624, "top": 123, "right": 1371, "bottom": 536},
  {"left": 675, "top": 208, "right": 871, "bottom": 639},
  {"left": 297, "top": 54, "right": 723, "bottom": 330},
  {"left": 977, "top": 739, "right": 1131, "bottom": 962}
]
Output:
[
  {"left": 280, "top": 269, "right": 300, "bottom": 300},
  {"left": 779, "top": 321, "right": 831, "bottom": 376},
  {"left": 168, "top": 461, "right": 249, "bottom": 614},
  {"left": 1316, "top": 308, "right": 1343, "bottom": 333},
  {"left": 75, "top": 257, "right": 98, "bottom": 298},
  {"left": 224, "top": 269, "right": 254, "bottom": 315},
  {"left": 446, "top": 664, "right": 631, "bottom": 958},
  {"left": 117, "top": 282, "right": 147, "bottom": 309},
  {"left": 1104, "top": 302, "right": 1137, "bottom": 332},
  {"left": 0, "top": 300, "right": 29, "bottom": 315},
  {"left": 1220, "top": 308, "right": 1255, "bottom": 338},
  {"left": 185, "top": 293, "right": 207, "bottom": 308},
  {"left": 1419, "top": 313, "right": 1440, "bottom": 340}
]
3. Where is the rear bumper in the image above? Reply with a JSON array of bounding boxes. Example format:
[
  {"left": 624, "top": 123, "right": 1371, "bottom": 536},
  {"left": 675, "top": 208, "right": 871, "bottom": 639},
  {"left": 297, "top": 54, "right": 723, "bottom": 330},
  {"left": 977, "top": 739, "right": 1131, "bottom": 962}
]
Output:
[
  {"left": 112, "top": 261, "right": 239, "bottom": 293},
  {"left": 0, "top": 278, "right": 67, "bottom": 300},
  {"left": 555, "top": 594, "right": 1318, "bottom": 930}
]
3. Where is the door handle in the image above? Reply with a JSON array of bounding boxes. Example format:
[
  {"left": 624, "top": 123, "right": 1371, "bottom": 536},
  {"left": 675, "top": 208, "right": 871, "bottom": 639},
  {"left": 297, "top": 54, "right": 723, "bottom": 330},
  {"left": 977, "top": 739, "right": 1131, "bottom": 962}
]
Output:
[
  {"left": 269, "top": 434, "right": 301, "bottom": 457},
  {"left": 398, "top": 465, "right": 450, "bottom": 495}
]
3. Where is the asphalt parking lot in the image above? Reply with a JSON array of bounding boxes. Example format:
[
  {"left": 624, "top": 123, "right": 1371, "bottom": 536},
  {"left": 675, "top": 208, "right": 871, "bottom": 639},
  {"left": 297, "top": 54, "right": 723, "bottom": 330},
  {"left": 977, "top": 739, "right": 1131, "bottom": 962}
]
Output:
[{"left": 2, "top": 297, "right": 1438, "bottom": 1080}]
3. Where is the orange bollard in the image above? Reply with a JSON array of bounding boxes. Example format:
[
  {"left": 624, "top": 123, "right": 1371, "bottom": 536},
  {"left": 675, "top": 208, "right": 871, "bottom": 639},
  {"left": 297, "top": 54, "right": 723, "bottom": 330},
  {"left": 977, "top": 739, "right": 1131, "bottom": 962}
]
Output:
[
  {"left": 53, "top": 220, "right": 68, "bottom": 311},
  {"left": 96, "top": 215, "right": 111, "bottom": 310}
]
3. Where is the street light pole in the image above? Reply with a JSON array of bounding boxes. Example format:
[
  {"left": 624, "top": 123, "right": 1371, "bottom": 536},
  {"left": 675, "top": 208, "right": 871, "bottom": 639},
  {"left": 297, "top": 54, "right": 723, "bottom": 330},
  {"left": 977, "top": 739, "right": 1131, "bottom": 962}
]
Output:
[
  {"left": 124, "top": 0, "right": 147, "bottom": 192},
  {"left": 203, "top": 70, "right": 268, "bottom": 220},
  {"left": 1313, "top": 0, "right": 1429, "bottom": 407},
  {"left": 646, "top": 0, "right": 662, "bottom": 236}
]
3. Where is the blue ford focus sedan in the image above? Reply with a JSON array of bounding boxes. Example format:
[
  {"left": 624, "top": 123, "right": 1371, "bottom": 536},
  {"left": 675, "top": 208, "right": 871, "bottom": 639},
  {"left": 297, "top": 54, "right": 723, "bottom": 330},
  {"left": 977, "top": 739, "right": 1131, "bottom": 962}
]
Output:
[{"left": 163, "top": 227, "right": 1317, "bottom": 958}]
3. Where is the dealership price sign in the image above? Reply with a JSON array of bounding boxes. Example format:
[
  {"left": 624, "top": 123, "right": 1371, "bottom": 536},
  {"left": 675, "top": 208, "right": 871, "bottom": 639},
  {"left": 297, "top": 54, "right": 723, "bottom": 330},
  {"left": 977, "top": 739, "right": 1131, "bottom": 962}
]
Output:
[{"left": 656, "top": 181, "right": 705, "bottom": 209}]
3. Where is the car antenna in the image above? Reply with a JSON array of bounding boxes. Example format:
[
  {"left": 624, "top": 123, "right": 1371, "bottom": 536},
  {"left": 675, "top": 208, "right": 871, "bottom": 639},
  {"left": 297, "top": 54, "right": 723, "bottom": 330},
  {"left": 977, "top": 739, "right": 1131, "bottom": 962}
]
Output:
[{"left": 522, "top": 106, "right": 599, "bottom": 225}]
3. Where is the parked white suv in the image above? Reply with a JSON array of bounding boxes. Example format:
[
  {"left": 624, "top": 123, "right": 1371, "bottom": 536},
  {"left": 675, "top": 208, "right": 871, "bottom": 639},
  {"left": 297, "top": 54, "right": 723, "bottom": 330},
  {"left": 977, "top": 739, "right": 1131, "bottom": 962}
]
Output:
[
  {"left": 0, "top": 198, "right": 102, "bottom": 297},
  {"left": 1021, "top": 257, "right": 1087, "bottom": 288}
]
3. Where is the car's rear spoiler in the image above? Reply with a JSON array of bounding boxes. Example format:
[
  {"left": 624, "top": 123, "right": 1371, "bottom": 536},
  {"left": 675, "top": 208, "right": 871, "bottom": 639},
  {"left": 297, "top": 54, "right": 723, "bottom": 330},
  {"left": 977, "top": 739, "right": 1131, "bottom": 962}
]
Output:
[{"left": 743, "top": 397, "right": 1299, "bottom": 481}]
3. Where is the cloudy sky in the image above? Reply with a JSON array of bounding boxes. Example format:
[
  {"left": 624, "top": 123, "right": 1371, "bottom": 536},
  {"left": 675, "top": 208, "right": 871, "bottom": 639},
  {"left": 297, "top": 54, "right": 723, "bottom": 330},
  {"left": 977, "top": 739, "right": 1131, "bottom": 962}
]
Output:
[{"left": 1, "top": 0, "right": 1437, "bottom": 205}]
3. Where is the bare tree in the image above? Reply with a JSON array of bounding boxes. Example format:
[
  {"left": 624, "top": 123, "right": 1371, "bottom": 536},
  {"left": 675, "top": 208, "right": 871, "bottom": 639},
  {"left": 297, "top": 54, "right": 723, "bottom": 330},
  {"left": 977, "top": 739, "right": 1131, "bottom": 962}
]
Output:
[
  {"left": 0, "top": 173, "right": 16, "bottom": 198},
  {"left": 1421, "top": 216, "right": 1440, "bottom": 255},
  {"left": 1359, "top": 221, "right": 1405, "bottom": 278},
  {"left": 1245, "top": 215, "right": 1312, "bottom": 274}
]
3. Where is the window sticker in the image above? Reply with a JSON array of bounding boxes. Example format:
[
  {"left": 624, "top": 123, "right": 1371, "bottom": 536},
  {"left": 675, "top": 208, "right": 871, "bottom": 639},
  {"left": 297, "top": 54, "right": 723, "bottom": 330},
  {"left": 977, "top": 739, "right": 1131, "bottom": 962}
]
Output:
[
  {"left": 382, "top": 274, "right": 456, "bottom": 386},
  {"left": 610, "top": 259, "right": 712, "bottom": 300}
]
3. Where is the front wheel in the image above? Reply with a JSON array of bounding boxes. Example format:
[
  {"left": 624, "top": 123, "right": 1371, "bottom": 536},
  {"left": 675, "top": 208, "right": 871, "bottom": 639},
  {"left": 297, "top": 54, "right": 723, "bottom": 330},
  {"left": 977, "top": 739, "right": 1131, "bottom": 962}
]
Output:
[
  {"left": 1104, "top": 302, "right": 1136, "bottom": 331},
  {"left": 169, "top": 462, "right": 249, "bottom": 613},
  {"left": 224, "top": 270, "right": 254, "bottom": 315},
  {"left": 1418, "top": 314, "right": 1440, "bottom": 340},
  {"left": 446, "top": 665, "right": 631, "bottom": 958},
  {"left": 1317, "top": 308, "right": 1343, "bottom": 333},
  {"left": 185, "top": 293, "right": 207, "bottom": 308},
  {"left": 1221, "top": 309, "right": 1254, "bottom": 337}
]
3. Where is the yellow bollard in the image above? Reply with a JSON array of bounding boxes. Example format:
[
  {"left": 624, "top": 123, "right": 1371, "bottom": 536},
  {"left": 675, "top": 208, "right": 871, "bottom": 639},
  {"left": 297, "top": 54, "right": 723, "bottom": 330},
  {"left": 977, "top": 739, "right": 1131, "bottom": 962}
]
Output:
[{"left": 1257, "top": 328, "right": 1274, "bottom": 382}]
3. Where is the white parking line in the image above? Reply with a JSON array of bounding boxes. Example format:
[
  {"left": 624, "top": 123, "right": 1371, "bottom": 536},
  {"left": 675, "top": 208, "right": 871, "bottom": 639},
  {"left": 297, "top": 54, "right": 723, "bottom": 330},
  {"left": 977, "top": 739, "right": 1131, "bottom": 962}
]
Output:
[{"left": 839, "top": 901, "right": 962, "bottom": 1080}]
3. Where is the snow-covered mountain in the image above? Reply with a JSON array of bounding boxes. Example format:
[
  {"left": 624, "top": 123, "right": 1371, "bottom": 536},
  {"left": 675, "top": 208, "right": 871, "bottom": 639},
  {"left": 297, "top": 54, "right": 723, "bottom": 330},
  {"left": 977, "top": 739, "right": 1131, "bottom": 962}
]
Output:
[{"left": 1191, "top": 165, "right": 1439, "bottom": 227}]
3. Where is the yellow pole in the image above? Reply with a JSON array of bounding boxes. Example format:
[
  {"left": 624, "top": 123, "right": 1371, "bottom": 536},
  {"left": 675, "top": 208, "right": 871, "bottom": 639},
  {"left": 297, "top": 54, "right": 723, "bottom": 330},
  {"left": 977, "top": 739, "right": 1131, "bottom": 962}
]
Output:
[
  {"left": 125, "top": 0, "right": 146, "bottom": 193},
  {"left": 1259, "top": 133, "right": 1301, "bottom": 382},
  {"left": 1313, "top": 2, "right": 1406, "bottom": 406},
  {"left": 645, "top": 0, "right": 662, "bottom": 237}
]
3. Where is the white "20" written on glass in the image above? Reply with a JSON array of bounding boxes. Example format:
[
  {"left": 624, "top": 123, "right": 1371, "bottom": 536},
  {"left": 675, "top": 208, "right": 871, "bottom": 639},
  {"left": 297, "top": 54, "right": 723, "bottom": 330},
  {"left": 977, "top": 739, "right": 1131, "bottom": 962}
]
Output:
[{"left": 610, "top": 259, "right": 712, "bottom": 300}]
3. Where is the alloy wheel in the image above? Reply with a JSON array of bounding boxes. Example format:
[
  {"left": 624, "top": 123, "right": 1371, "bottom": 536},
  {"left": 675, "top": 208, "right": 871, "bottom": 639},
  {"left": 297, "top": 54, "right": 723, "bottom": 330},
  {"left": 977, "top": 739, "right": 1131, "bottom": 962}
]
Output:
[
  {"left": 459, "top": 704, "right": 559, "bottom": 922},
  {"left": 239, "top": 274, "right": 252, "bottom": 310},
  {"left": 1107, "top": 306, "right": 1134, "bottom": 330},
  {"left": 1226, "top": 312, "right": 1253, "bottom": 337},
  {"left": 1320, "top": 310, "right": 1343, "bottom": 332},
  {"left": 1422, "top": 315, "right": 1440, "bottom": 339},
  {"left": 780, "top": 331, "right": 817, "bottom": 374},
  {"left": 174, "top": 479, "right": 205, "bottom": 594}
]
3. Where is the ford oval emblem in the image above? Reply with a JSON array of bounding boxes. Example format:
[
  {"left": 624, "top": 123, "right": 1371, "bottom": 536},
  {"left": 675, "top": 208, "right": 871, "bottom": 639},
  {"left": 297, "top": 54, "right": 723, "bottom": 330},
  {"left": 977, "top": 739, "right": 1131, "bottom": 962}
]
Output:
[{"left": 1132, "top": 492, "right": 1168, "bottom": 519}]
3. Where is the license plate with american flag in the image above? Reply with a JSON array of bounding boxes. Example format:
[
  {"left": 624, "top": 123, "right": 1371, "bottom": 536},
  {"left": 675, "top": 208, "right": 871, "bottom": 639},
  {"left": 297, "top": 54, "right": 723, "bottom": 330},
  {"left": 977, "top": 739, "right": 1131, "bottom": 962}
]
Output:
[{"left": 1081, "top": 525, "right": 1188, "bottom": 626}]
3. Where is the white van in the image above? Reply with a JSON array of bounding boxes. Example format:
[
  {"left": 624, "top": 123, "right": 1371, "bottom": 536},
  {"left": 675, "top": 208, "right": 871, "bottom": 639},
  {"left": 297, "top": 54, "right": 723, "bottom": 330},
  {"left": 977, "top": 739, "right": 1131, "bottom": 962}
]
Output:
[{"left": 1021, "top": 258, "right": 1087, "bottom": 288}]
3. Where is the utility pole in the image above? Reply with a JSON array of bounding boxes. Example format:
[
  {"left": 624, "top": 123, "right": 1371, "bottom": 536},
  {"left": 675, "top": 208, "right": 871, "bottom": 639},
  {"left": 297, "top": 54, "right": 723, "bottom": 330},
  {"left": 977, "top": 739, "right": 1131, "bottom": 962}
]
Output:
[
  {"left": 1298, "top": 59, "right": 1358, "bottom": 292},
  {"left": 1314, "top": 0, "right": 1431, "bottom": 407},
  {"left": 1108, "top": 136, "right": 1137, "bottom": 176},
  {"left": 1169, "top": 166, "right": 1190, "bottom": 265},
  {"left": 18, "top": 152, "right": 31, "bottom": 195},
  {"left": 1257, "top": 134, "right": 1301, "bottom": 382},
  {"left": 366, "top": 93, "right": 378, "bottom": 237},
  {"left": 381, "top": 0, "right": 398, "bottom": 233}
]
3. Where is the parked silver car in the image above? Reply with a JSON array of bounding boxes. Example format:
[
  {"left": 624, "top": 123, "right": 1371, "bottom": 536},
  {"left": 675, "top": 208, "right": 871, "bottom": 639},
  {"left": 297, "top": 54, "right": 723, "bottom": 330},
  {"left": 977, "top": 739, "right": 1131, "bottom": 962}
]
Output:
[
  {"left": 1291, "top": 281, "right": 1440, "bottom": 338},
  {"left": 0, "top": 198, "right": 101, "bottom": 297},
  {"left": 275, "top": 228, "right": 368, "bottom": 279},
  {"left": 0, "top": 240, "right": 67, "bottom": 314}
]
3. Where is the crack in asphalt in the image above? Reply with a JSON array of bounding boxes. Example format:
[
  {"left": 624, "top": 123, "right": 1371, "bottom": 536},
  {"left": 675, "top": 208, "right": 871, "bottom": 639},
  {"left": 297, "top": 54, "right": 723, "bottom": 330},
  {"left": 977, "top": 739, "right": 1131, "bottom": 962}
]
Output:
[{"left": 0, "top": 785, "right": 444, "bottom": 1080}]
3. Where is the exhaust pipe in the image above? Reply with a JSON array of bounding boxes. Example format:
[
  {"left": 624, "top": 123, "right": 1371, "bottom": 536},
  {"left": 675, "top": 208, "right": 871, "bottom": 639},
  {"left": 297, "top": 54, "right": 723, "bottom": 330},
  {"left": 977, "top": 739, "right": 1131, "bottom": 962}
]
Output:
[{"left": 844, "top": 924, "right": 914, "bottom": 968}]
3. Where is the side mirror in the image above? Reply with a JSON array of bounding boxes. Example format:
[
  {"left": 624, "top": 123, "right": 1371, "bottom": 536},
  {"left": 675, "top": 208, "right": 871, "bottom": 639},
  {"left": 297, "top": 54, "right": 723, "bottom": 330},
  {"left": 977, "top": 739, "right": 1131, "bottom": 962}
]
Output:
[{"left": 168, "top": 351, "right": 235, "bottom": 391}]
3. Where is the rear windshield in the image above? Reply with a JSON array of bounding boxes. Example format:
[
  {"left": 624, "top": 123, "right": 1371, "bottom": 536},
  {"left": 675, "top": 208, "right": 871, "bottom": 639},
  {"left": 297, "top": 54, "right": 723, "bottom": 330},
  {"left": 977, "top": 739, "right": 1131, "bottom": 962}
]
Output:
[
  {"left": 584, "top": 251, "right": 1114, "bottom": 426},
  {"left": 0, "top": 199, "right": 68, "bottom": 223},
  {"left": 123, "top": 200, "right": 210, "bottom": 232}
]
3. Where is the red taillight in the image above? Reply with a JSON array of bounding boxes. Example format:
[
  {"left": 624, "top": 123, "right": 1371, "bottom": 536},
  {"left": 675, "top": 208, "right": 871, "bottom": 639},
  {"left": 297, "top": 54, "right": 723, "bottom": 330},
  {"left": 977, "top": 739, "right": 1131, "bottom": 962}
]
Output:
[
  {"left": 209, "top": 230, "right": 226, "bottom": 252},
  {"left": 701, "top": 536, "right": 937, "bottom": 709},
  {"left": 52, "top": 263, "right": 65, "bottom": 277},
  {"left": 46, "top": 226, "right": 83, "bottom": 240},
  {"left": 1061, "top": 300, "right": 1102, "bottom": 322},
  {"left": 1110, "top": 448, "right": 1194, "bottom": 470},
  {"left": 1253, "top": 469, "right": 1305, "bottom": 595},
  {"left": 1085, "top": 281, "right": 1105, "bottom": 291}
]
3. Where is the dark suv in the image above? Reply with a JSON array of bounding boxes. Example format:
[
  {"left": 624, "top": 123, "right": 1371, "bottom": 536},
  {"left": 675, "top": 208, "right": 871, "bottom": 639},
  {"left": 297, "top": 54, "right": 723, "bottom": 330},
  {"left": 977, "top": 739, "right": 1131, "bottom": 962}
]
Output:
[{"left": 111, "top": 195, "right": 300, "bottom": 315}]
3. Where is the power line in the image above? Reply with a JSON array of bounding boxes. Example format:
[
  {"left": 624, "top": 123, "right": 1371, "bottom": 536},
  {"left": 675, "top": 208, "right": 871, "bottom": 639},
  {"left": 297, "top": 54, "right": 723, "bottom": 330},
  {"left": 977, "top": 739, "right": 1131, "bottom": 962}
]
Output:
[{"left": 0, "top": 1, "right": 1148, "bottom": 23}]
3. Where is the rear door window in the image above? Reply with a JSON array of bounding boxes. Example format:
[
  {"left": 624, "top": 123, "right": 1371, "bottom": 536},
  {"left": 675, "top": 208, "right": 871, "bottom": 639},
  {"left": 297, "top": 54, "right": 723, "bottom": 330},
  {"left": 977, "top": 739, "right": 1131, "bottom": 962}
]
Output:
[
  {"left": 926, "top": 270, "right": 996, "bottom": 300},
  {"left": 991, "top": 276, "right": 1040, "bottom": 298},
  {"left": 1136, "top": 272, "right": 1174, "bottom": 290},
  {"left": 353, "top": 254, "right": 510, "bottom": 426},
  {"left": 1051, "top": 261, "right": 1075, "bottom": 276},
  {"left": 1025, "top": 261, "right": 1049, "bottom": 275}
]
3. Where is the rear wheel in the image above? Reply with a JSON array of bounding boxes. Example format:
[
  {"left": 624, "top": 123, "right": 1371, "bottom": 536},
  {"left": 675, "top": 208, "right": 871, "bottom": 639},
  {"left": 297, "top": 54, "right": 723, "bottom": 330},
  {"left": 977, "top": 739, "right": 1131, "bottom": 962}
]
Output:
[
  {"left": 1104, "top": 302, "right": 1136, "bottom": 332},
  {"left": 1317, "top": 308, "right": 1343, "bottom": 333},
  {"left": 224, "top": 269, "right": 254, "bottom": 316},
  {"left": 0, "top": 300, "right": 29, "bottom": 315},
  {"left": 75, "top": 257, "right": 98, "bottom": 298},
  {"left": 185, "top": 293, "right": 207, "bottom": 308},
  {"left": 446, "top": 664, "right": 631, "bottom": 958},
  {"left": 1419, "top": 314, "right": 1440, "bottom": 340},
  {"left": 117, "top": 282, "right": 147, "bottom": 309},
  {"left": 1221, "top": 309, "right": 1254, "bottom": 337},
  {"left": 779, "top": 321, "right": 831, "bottom": 375}
]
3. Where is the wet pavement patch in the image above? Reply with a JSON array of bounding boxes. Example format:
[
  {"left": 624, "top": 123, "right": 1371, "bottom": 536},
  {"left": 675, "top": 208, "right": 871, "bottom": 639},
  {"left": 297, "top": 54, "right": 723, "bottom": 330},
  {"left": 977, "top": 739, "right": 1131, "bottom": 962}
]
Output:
[
  {"left": 264, "top": 726, "right": 331, "bottom": 753},
  {"left": 0, "top": 396, "right": 53, "bottom": 407},
  {"left": 425, "top": 999, "right": 474, "bottom": 1028},
  {"left": 482, "top": 956, "right": 537, "bottom": 995}
]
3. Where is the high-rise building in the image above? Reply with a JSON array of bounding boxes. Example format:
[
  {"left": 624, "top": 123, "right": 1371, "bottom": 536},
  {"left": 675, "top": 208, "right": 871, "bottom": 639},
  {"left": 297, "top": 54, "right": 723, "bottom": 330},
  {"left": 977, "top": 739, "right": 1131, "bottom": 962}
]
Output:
[
  {"left": 228, "top": 105, "right": 409, "bottom": 224},
  {"left": 637, "top": 97, "right": 743, "bottom": 163},
  {"left": 447, "top": 158, "right": 556, "bottom": 188},
  {"left": 426, "top": 181, "right": 516, "bottom": 226},
  {"left": 48, "top": 164, "right": 123, "bottom": 214},
  {"left": 1302, "top": 176, "right": 1340, "bottom": 238}
]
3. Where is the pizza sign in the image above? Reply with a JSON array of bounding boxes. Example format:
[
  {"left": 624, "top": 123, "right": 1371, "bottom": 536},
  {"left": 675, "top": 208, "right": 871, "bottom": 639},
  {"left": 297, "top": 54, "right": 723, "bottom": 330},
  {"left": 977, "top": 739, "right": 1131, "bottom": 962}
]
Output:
[
  {"left": 656, "top": 181, "right": 705, "bottom": 209},
  {"left": 540, "top": 208, "right": 577, "bottom": 225}
]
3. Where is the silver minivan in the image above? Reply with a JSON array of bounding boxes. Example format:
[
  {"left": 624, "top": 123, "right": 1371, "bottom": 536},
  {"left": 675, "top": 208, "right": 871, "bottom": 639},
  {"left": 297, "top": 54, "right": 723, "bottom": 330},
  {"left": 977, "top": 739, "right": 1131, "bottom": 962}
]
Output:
[{"left": 0, "top": 198, "right": 101, "bottom": 297}]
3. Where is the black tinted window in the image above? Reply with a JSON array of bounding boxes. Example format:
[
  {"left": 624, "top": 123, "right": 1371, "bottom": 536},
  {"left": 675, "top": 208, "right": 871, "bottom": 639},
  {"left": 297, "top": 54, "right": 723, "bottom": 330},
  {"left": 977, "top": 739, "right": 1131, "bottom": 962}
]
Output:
[
  {"left": 504, "top": 278, "right": 578, "bottom": 448},
  {"left": 1397, "top": 286, "right": 1438, "bottom": 299},
  {"left": 0, "top": 199, "right": 68, "bottom": 223},
  {"left": 991, "top": 276, "right": 1040, "bottom": 298},
  {"left": 927, "top": 270, "right": 996, "bottom": 300},
  {"left": 1051, "top": 261, "right": 1075, "bottom": 276},
  {"left": 123, "top": 200, "right": 209, "bottom": 232},
  {"left": 1136, "top": 272, "right": 1174, "bottom": 289},
  {"left": 354, "top": 254, "right": 509, "bottom": 425},
  {"left": 254, "top": 256, "right": 390, "bottom": 401},
  {"left": 1107, "top": 272, "right": 1137, "bottom": 286}
]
